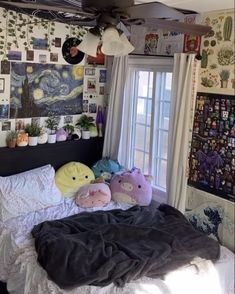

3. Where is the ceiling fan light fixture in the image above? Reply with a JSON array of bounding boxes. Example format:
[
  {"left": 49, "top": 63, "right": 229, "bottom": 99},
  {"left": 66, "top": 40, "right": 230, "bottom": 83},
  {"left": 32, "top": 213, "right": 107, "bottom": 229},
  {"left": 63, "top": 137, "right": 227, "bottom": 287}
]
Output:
[
  {"left": 117, "top": 32, "right": 135, "bottom": 56},
  {"left": 77, "top": 29, "right": 101, "bottom": 57}
]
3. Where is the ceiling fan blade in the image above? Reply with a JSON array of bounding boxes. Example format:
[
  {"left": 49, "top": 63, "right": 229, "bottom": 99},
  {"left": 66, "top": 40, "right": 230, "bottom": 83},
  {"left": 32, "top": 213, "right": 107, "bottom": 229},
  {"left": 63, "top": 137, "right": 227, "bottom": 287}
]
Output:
[
  {"left": 144, "top": 18, "right": 211, "bottom": 36},
  {"left": 0, "top": 1, "right": 94, "bottom": 17},
  {"left": 126, "top": 2, "right": 184, "bottom": 22}
]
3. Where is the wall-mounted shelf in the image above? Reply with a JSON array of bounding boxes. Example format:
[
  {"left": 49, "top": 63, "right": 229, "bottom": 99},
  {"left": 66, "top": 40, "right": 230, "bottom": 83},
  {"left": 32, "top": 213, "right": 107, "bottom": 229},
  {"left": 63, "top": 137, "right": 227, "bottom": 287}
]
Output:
[{"left": 0, "top": 138, "right": 104, "bottom": 176}]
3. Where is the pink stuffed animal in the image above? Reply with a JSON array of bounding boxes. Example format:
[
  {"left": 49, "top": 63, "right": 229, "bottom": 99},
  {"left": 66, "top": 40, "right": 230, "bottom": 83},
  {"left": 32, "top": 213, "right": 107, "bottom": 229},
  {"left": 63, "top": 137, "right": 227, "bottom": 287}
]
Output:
[
  {"left": 110, "top": 168, "right": 152, "bottom": 206},
  {"left": 75, "top": 183, "right": 111, "bottom": 208}
]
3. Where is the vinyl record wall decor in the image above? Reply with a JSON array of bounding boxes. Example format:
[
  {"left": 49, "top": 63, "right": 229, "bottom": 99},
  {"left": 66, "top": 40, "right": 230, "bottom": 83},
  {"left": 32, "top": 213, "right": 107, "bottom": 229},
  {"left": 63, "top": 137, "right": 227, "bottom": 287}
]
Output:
[{"left": 62, "top": 38, "right": 85, "bottom": 64}]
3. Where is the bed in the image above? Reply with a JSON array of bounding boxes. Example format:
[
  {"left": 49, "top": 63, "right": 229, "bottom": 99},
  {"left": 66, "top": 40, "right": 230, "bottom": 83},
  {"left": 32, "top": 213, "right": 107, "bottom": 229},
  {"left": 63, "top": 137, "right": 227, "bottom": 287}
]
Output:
[{"left": 0, "top": 139, "right": 234, "bottom": 294}]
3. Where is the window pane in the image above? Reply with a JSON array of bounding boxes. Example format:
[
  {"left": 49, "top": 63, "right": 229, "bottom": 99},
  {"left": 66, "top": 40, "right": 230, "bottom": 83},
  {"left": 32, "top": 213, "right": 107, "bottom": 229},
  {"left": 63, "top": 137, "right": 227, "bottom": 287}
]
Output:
[
  {"left": 148, "top": 72, "right": 153, "bottom": 97},
  {"left": 135, "top": 124, "right": 145, "bottom": 150},
  {"left": 137, "top": 98, "right": 147, "bottom": 124},
  {"left": 144, "top": 153, "right": 150, "bottom": 174},
  {"left": 164, "top": 72, "right": 172, "bottom": 101},
  {"left": 158, "top": 160, "right": 167, "bottom": 189},
  {"left": 145, "top": 126, "right": 150, "bottom": 152},
  {"left": 134, "top": 150, "right": 144, "bottom": 170},
  {"left": 160, "top": 102, "right": 170, "bottom": 129},
  {"left": 159, "top": 131, "right": 168, "bottom": 159},
  {"left": 146, "top": 99, "right": 152, "bottom": 125},
  {"left": 138, "top": 71, "right": 149, "bottom": 97}
]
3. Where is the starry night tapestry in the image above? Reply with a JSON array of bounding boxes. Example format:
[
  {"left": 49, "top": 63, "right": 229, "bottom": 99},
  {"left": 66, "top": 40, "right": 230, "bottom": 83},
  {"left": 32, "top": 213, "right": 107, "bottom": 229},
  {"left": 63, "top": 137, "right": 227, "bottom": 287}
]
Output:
[
  {"left": 10, "top": 62, "right": 83, "bottom": 118},
  {"left": 188, "top": 92, "right": 235, "bottom": 202}
]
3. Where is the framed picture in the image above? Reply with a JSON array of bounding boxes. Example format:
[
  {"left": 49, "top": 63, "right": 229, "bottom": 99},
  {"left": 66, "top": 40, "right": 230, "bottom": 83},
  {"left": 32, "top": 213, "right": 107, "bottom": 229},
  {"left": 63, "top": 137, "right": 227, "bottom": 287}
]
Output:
[{"left": 0, "top": 78, "right": 5, "bottom": 93}]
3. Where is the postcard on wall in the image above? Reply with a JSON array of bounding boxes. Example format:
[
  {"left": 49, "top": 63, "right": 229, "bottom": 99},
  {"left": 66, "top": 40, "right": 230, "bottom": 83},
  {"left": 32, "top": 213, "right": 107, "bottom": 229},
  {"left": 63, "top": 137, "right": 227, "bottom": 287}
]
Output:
[
  {"left": 15, "top": 119, "right": 25, "bottom": 131},
  {"left": 26, "top": 50, "right": 34, "bottom": 61},
  {"left": 82, "top": 100, "right": 88, "bottom": 113},
  {"left": 87, "top": 78, "right": 96, "bottom": 92},
  {"left": 99, "top": 86, "right": 104, "bottom": 95},
  {"left": 0, "top": 78, "right": 5, "bottom": 93},
  {"left": 50, "top": 53, "right": 58, "bottom": 62},
  {"left": 99, "top": 69, "right": 107, "bottom": 83},
  {"left": 7, "top": 51, "right": 22, "bottom": 61},
  {"left": 85, "top": 68, "right": 95, "bottom": 76},
  {"left": 183, "top": 35, "right": 201, "bottom": 54},
  {"left": 144, "top": 33, "right": 159, "bottom": 55},
  {"left": 0, "top": 105, "right": 9, "bottom": 120},
  {"left": 1, "top": 60, "right": 10, "bottom": 74},
  {"left": 54, "top": 38, "right": 62, "bottom": 48},
  {"left": 33, "top": 38, "right": 48, "bottom": 50},
  {"left": 1, "top": 120, "right": 11, "bottom": 131},
  {"left": 39, "top": 54, "right": 47, "bottom": 64},
  {"left": 89, "top": 103, "right": 97, "bottom": 113}
]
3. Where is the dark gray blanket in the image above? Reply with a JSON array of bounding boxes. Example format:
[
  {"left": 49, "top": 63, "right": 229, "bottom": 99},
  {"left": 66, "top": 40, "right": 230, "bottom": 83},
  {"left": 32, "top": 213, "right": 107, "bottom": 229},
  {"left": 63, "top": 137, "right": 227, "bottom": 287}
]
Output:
[{"left": 31, "top": 203, "right": 220, "bottom": 289}]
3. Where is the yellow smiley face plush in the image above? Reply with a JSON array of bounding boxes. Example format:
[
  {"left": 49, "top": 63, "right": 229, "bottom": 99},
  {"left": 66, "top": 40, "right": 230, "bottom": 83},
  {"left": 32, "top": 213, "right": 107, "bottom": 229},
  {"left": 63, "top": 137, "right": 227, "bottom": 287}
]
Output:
[{"left": 55, "top": 162, "right": 95, "bottom": 197}]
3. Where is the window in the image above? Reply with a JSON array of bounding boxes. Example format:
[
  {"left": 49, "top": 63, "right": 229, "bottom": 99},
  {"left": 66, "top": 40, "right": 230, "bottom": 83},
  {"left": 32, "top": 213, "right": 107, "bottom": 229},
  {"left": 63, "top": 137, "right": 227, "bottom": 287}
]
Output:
[{"left": 121, "top": 57, "right": 173, "bottom": 202}]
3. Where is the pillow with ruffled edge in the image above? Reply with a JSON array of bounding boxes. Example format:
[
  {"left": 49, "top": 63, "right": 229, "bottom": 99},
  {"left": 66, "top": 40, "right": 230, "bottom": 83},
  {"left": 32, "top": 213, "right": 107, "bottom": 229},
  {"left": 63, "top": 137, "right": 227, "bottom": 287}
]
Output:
[
  {"left": 55, "top": 161, "right": 95, "bottom": 197},
  {"left": 0, "top": 164, "right": 62, "bottom": 222}
]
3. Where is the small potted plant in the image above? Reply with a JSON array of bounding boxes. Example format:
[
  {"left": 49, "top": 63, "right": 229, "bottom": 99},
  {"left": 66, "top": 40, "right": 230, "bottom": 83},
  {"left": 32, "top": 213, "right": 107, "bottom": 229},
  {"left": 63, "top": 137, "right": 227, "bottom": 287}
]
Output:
[
  {"left": 6, "top": 130, "right": 18, "bottom": 148},
  {"left": 45, "top": 115, "right": 60, "bottom": 143},
  {"left": 76, "top": 115, "right": 95, "bottom": 139},
  {"left": 219, "top": 69, "right": 230, "bottom": 88},
  {"left": 24, "top": 123, "right": 41, "bottom": 146},
  {"left": 63, "top": 124, "right": 75, "bottom": 140}
]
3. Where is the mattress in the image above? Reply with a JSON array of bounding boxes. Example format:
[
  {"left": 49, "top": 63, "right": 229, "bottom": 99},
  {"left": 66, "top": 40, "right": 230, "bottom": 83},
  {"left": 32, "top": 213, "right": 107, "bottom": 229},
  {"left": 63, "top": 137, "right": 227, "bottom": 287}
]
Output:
[{"left": 0, "top": 199, "right": 234, "bottom": 294}]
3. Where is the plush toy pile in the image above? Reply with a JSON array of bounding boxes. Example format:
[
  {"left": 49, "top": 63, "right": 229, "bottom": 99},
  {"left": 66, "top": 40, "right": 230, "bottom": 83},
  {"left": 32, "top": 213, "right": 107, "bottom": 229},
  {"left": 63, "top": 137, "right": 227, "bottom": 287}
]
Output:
[{"left": 55, "top": 160, "right": 152, "bottom": 209}]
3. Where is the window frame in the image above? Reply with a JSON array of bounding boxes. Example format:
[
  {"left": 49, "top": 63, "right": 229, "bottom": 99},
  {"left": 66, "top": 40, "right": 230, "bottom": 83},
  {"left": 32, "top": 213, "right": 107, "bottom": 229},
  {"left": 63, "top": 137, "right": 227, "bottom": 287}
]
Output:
[{"left": 125, "top": 56, "right": 173, "bottom": 203}]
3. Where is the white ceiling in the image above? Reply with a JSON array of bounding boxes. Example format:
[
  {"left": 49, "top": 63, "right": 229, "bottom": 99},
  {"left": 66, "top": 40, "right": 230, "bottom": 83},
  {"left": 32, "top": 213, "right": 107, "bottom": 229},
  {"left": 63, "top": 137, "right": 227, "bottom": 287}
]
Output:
[{"left": 135, "top": 0, "right": 234, "bottom": 13}]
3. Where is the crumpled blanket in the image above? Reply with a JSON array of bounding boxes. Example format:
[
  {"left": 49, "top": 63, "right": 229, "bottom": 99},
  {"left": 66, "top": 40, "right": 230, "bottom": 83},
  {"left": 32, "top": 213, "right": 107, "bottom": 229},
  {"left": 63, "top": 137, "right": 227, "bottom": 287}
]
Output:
[{"left": 32, "top": 203, "right": 220, "bottom": 289}]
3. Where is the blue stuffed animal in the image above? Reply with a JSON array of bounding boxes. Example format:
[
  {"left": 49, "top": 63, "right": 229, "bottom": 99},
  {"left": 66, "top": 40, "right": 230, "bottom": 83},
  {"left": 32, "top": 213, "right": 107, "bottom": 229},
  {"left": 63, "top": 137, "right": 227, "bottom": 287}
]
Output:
[{"left": 92, "top": 158, "right": 123, "bottom": 182}]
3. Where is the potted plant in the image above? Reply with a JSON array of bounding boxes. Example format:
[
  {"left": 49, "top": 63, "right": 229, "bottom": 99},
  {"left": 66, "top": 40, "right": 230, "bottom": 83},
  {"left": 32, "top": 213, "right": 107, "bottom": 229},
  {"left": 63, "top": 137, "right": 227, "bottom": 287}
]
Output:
[
  {"left": 24, "top": 123, "right": 41, "bottom": 146},
  {"left": 63, "top": 124, "right": 75, "bottom": 140},
  {"left": 45, "top": 115, "right": 60, "bottom": 143},
  {"left": 6, "top": 130, "right": 18, "bottom": 148},
  {"left": 219, "top": 70, "right": 230, "bottom": 88},
  {"left": 76, "top": 115, "right": 95, "bottom": 139}
]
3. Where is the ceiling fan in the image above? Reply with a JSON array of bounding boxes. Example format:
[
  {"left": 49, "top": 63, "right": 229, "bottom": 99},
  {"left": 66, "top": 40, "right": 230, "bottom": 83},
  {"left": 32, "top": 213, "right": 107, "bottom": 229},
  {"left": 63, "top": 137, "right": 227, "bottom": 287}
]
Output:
[{"left": 0, "top": 0, "right": 211, "bottom": 36}]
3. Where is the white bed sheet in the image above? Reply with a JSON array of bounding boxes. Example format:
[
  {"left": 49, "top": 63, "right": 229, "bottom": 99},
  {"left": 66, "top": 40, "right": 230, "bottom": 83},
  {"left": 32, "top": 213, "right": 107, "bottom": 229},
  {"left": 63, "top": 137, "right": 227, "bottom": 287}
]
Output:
[{"left": 0, "top": 199, "right": 234, "bottom": 294}]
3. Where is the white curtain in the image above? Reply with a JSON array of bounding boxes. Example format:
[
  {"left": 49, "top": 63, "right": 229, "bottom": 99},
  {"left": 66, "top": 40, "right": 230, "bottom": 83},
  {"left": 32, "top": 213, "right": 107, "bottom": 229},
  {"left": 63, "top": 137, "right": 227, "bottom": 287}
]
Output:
[
  {"left": 166, "top": 53, "right": 199, "bottom": 213},
  {"left": 102, "top": 55, "right": 128, "bottom": 159}
]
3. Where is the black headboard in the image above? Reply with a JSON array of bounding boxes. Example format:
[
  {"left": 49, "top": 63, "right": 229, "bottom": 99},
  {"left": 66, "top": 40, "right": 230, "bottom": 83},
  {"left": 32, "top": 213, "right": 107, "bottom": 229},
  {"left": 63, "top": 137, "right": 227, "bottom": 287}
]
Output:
[{"left": 0, "top": 138, "right": 103, "bottom": 176}]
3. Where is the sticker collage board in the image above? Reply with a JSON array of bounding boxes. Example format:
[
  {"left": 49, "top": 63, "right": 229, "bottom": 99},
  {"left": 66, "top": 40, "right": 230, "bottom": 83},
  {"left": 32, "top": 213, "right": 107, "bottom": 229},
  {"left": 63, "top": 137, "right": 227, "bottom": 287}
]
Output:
[{"left": 188, "top": 92, "right": 235, "bottom": 202}]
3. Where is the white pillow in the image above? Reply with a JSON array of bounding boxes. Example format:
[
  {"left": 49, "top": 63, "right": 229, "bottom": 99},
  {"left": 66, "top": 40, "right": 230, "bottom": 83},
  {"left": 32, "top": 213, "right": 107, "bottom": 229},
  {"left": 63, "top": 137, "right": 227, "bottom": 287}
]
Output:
[{"left": 0, "top": 165, "right": 62, "bottom": 222}]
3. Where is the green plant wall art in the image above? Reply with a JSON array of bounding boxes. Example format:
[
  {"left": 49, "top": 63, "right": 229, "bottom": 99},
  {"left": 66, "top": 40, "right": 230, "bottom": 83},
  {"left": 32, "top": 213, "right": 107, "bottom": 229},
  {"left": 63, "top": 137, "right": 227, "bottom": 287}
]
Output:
[{"left": 10, "top": 62, "right": 83, "bottom": 118}]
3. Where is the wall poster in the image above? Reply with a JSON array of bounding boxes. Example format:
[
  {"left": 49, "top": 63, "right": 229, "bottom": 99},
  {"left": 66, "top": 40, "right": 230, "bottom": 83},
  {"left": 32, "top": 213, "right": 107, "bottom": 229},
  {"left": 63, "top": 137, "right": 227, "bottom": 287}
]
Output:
[
  {"left": 188, "top": 92, "right": 235, "bottom": 202},
  {"left": 10, "top": 63, "right": 83, "bottom": 117}
]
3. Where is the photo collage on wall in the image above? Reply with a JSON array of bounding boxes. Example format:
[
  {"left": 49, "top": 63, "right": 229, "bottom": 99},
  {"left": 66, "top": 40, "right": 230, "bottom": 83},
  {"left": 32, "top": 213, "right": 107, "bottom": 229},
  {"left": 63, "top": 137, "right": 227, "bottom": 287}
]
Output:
[{"left": 188, "top": 92, "right": 235, "bottom": 202}]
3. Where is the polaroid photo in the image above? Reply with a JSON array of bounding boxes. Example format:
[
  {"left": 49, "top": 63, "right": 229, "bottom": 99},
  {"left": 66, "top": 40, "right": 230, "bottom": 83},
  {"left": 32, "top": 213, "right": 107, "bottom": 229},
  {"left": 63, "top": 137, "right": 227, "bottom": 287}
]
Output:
[
  {"left": 55, "top": 38, "right": 62, "bottom": 48},
  {"left": 26, "top": 50, "right": 34, "bottom": 61},
  {"left": 0, "top": 78, "right": 5, "bottom": 93},
  {"left": 39, "top": 54, "right": 47, "bottom": 64},
  {"left": 89, "top": 103, "right": 97, "bottom": 113},
  {"left": 0, "top": 105, "right": 9, "bottom": 120},
  {"left": 7, "top": 51, "right": 22, "bottom": 61},
  {"left": 64, "top": 115, "right": 73, "bottom": 124},
  {"left": 1, "top": 60, "right": 10, "bottom": 74},
  {"left": 85, "top": 68, "right": 95, "bottom": 76},
  {"left": 1, "top": 120, "right": 11, "bottom": 131},
  {"left": 87, "top": 78, "right": 96, "bottom": 92},
  {"left": 50, "top": 53, "right": 58, "bottom": 62},
  {"left": 83, "top": 100, "right": 88, "bottom": 113},
  {"left": 15, "top": 119, "right": 25, "bottom": 131},
  {"left": 99, "top": 69, "right": 107, "bottom": 83}
]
